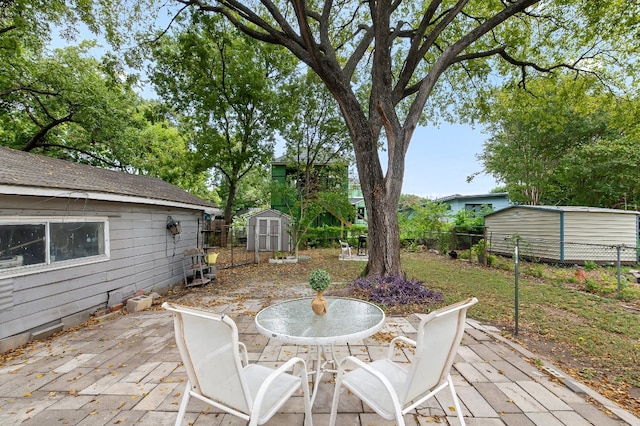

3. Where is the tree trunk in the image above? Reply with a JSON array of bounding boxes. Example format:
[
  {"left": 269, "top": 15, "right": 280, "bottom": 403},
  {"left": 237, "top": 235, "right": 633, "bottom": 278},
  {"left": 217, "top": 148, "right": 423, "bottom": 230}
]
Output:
[
  {"left": 348, "top": 122, "right": 403, "bottom": 278},
  {"left": 224, "top": 180, "right": 237, "bottom": 224}
]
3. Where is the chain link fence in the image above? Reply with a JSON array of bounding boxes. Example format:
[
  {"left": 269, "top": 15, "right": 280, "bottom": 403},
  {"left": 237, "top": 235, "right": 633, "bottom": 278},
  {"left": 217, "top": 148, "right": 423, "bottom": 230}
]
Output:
[
  {"left": 200, "top": 223, "right": 254, "bottom": 269},
  {"left": 484, "top": 232, "right": 639, "bottom": 266}
]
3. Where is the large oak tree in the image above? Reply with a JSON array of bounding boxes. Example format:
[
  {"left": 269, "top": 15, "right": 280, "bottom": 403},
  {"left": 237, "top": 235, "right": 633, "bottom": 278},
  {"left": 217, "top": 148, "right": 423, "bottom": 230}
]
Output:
[{"left": 140, "top": 1, "right": 637, "bottom": 276}]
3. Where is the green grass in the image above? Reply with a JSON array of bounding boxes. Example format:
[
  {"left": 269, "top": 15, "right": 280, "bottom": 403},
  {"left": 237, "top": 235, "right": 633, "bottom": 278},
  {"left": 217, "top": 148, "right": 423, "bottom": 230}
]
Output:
[{"left": 398, "top": 251, "right": 640, "bottom": 406}]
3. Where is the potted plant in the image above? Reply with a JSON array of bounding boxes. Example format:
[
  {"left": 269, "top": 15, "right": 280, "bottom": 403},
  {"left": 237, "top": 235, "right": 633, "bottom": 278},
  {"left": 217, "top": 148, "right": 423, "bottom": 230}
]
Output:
[{"left": 309, "top": 269, "right": 331, "bottom": 315}]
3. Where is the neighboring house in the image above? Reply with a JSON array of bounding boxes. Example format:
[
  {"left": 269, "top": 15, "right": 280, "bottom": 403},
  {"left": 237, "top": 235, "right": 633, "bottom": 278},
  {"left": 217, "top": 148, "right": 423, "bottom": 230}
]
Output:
[
  {"left": 485, "top": 205, "right": 640, "bottom": 264},
  {"left": 437, "top": 192, "right": 511, "bottom": 219},
  {"left": 270, "top": 154, "right": 350, "bottom": 227},
  {"left": 245, "top": 209, "right": 292, "bottom": 252},
  {"left": 0, "top": 147, "right": 215, "bottom": 352},
  {"left": 349, "top": 182, "right": 367, "bottom": 226}
]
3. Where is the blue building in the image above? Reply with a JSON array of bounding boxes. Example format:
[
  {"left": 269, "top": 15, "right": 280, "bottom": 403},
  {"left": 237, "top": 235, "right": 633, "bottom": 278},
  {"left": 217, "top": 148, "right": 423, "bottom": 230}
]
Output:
[{"left": 436, "top": 192, "right": 511, "bottom": 219}]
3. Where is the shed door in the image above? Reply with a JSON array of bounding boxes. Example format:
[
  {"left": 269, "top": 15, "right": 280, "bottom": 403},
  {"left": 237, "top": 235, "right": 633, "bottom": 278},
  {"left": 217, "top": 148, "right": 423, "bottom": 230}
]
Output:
[{"left": 256, "top": 217, "right": 281, "bottom": 251}]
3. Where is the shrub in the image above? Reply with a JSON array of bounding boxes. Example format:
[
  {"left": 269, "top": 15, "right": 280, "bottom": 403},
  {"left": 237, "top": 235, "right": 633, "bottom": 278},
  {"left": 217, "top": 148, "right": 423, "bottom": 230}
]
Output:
[
  {"left": 347, "top": 275, "right": 443, "bottom": 307},
  {"left": 585, "top": 279, "right": 601, "bottom": 293},
  {"left": 309, "top": 269, "right": 331, "bottom": 292},
  {"left": 620, "top": 286, "right": 640, "bottom": 301},
  {"left": 583, "top": 260, "right": 598, "bottom": 271}
]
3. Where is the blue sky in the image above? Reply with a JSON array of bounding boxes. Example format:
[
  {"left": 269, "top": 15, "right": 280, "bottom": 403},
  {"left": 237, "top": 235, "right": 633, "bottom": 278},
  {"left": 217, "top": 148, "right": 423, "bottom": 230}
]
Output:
[
  {"left": 400, "top": 123, "right": 499, "bottom": 199},
  {"left": 273, "top": 121, "right": 498, "bottom": 200}
]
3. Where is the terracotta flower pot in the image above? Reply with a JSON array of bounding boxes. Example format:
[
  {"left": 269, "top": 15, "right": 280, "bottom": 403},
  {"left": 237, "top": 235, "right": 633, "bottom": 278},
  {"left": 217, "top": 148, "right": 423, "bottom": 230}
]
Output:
[{"left": 311, "top": 291, "right": 327, "bottom": 315}]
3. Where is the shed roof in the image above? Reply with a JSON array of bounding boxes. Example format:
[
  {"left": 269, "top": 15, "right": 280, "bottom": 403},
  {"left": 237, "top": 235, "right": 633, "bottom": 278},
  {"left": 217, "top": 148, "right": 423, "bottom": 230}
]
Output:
[
  {"left": 486, "top": 205, "right": 640, "bottom": 218},
  {"left": 246, "top": 208, "right": 292, "bottom": 219},
  {"left": 0, "top": 146, "right": 214, "bottom": 210}
]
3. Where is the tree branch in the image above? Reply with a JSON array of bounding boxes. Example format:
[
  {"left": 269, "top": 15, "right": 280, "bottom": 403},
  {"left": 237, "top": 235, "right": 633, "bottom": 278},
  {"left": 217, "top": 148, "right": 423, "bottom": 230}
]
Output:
[
  {"left": 22, "top": 114, "right": 74, "bottom": 151},
  {"left": 31, "top": 143, "right": 124, "bottom": 169},
  {"left": 0, "top": 85, "right": 60, "bottom": 98}
]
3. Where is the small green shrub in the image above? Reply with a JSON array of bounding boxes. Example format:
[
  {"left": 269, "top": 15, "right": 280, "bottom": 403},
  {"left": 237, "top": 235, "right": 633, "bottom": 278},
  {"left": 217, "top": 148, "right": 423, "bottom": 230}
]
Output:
[
  {"left": 523, "top": 265, "right": 545, "bottom": 278},
  {"left": 583, "top": 260, "right": 598, "bottom": 271},
  {"left": 620, "top": 286, "right": 640, "bottom": 301},
  {"left": 309, "top": 269, "right": 331, "bottom": 292},
  {"left": 585, "top": 279, "right": 601, "bottom": 293}
]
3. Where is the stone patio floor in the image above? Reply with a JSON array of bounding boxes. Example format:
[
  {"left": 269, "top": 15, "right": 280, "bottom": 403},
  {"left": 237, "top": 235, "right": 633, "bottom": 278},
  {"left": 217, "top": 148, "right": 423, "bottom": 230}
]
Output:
[{"left": 1, "top": 284, "right": 639, "bottom": 426}]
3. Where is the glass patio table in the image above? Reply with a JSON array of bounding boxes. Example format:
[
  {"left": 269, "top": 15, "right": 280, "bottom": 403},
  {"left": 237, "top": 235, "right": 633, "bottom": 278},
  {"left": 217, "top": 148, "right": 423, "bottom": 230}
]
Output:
[{"left": 255, "top": 297, "right": 385, "bottom": 405}]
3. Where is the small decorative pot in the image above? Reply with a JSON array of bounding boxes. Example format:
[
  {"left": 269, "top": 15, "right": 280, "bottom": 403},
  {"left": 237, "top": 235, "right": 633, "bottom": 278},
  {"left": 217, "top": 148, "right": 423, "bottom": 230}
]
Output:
[{"left": 311, "top": 291, "right": 327, "bottom": 315}]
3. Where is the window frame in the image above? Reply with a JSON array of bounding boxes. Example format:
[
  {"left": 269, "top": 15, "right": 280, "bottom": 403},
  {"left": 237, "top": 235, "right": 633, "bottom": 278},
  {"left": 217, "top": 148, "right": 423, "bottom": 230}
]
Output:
[{"left": 0, "top": 216, "right": 110, "bottom": 278}]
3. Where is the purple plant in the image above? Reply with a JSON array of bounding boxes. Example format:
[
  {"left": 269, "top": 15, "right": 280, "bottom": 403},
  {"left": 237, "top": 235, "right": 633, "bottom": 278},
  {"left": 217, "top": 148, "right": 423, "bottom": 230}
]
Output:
[{"left": 347, "top": 275, "right": 443, "bottom": 307}]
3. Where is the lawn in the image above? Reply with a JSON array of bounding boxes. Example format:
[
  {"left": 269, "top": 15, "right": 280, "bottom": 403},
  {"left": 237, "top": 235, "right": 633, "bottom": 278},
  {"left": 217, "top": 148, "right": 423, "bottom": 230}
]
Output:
[
  {"left": 214, "top": 247, "right": 640, "bottom": 417},
  {"left": 399, "top": 250, "right": 640, "bottom": 417}
]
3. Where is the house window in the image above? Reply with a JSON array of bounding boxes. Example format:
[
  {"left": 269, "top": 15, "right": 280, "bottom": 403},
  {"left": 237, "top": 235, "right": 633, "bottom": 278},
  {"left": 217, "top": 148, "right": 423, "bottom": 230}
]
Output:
[
  {"left": 465, "top": 204, "right": 493, "bottom": 214},
  {"left": 0, "top": 217, "right": 108, "bottom": 272}
]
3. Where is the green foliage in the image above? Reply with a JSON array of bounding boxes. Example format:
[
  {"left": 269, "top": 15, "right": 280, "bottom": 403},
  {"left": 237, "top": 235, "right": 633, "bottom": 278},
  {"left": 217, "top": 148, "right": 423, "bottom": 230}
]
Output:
[
  {"left": 470, "top": 239, "right": 488, "bottom": 255},
  {"left": 583, "top": 260, "right": 598, "bottom": 271},
  {"left": 280, "top": 71, "right": 352, "bottom": 170},
  {"left": 271, "top": 153, "right": 353, "bottom": 253},
  {"left": 1, "top": 42, "right": 145, "bottom": 168},
  {"left": 477, "top": 74, "right": 640, "bottom": 207},
  {"left": 523, "top": 265, "right": 545, "bottom": 278},
  {"left": 0, "top": 3, "right": 219, "bottom": 202},
  {"left": 149, "top": 13, "right": 296, "bottom": 222},
  {"left": 585, "top": 280, "right": 601, "bottom": 293},
  {"left": 452, "top": 206, "right": 492, "bottom": 234},
  {"left": 308, "top": 269, "right": 331, "bottom": 292},
  {"left": 619, "top": 286, "right": 640, "bottom": 302},
  {"left": 398, "top": 200, "right": 450, "bottom": 243},
  {"left": 302, "top": 225, "right": 367, "bottom": 248}
]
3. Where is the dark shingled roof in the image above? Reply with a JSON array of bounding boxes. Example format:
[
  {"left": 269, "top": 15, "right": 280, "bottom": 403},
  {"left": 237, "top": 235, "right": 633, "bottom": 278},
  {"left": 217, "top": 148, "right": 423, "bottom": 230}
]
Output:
[{"left": 0, "top": 146, "right": 213, "bottom": 208}]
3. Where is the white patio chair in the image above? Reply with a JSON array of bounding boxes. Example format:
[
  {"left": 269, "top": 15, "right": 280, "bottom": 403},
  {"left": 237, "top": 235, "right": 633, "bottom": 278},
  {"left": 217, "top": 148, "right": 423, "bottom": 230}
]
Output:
[
  {"left": 338, "top": 239, "right": 352, "bottom": 258},
  {"left": 162, "top": 302, "right": 313, "bottom": 426},
  {"left": 329, "top": 297, "right": 478, "bottom": 426}
]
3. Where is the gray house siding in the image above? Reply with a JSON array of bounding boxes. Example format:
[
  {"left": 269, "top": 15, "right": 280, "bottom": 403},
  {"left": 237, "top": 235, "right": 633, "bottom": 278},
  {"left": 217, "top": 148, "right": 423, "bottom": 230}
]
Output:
[
  {"left": 0, "top": 195, "right": 202, "bottom": 342},
  {"left": 485, "top": 206, "right": 639, "bottom": 263}
]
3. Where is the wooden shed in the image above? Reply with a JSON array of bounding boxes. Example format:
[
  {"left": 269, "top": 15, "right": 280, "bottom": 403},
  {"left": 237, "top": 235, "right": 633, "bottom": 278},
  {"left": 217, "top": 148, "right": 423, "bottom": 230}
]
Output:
[
  {"left": 484, "top": 205, "right": 639, "bottom": 264},
  {"left": 246, "top": 209, "right": 292, "bottom": 252},
  {"left": 0, "top": 147, "right": 215, "bottom": 352}
]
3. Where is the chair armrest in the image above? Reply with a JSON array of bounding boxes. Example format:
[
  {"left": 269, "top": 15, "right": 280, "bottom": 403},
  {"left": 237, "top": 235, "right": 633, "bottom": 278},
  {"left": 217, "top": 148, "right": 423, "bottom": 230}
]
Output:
[
  {"left": 238, "top": 342, "right": 249, "bottom": 367},
  {"left": 387, "top": 336, "right": 416, "bottom": 359},
  {"left": 251, "top": 357, "right": 310, "bottom": 414}
]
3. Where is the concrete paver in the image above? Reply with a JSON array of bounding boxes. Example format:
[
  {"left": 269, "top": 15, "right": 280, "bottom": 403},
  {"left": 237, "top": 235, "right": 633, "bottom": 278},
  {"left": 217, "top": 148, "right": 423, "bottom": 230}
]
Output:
[{"left": 0, "top": 293, "right": 638, "bottom": 426}]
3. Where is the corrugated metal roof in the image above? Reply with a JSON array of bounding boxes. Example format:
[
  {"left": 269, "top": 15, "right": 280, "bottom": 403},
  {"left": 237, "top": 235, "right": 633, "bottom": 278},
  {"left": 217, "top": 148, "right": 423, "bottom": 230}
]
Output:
[
  {"left": 486, "top": 205, "right": 639, "bottom": 217},
  {"left": 0, "top": 146, "right": 214, "bottom": 208}
]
